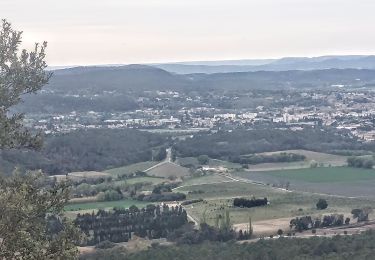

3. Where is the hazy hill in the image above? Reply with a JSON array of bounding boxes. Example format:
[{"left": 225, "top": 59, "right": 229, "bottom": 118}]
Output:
[
  {"left": 44, "top": 65, "right": 375, "bottom": 93},
  {"left": 15, "top": 65, "right": 375, "bottom": 114},
  {"left": 154, "top": 55, "right": 375, "bottom": 74},
  {"left": 47, "top": 64, "right": 189, "bottom": 92}
]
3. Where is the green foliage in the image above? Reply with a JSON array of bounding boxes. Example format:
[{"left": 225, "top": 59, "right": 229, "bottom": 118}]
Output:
[
  {"left": 175, "top": 127, "right": 368, "bottom": 159},
  {"left": 75, "top": 205, "right": 187, "bottom": 245},
  {"left": 0, "top": 20, "right": 80, "bottom": 259},
  {"left": 347, "top": 157, "right": 374, "bottom": 169},
  {"left": 351, "top": 207, "right": 373, "bottom": 222},
  {"left": 0, "top": 19, "right": 50, "bottom": 150},
  {"left": 82, "top": 230, "right": 375, "bottom": 260},
  {"left": 97, "top": 189, "right": 123, "bottom": 202},
  {"left": 231, "top": 152, "right": 305, "bottom": 165},
  {"left": 290, "top": 214, "right": 345, "bottom": 232},
  {"left": 197, "top": 155, "right": 210, "bottom": 165},
  {"left": 316, "top": 199, "right": 328, "bottom": 210},
  {"left": 0, "top": 172, "right": 80, "bottom": 259},
  {"left": 0, "top": 128, "right": 166, "bottom": 175}
]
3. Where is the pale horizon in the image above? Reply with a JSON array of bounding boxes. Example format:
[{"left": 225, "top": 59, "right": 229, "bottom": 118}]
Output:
[{"left": 3, "top": 0, "right": 375, "bottom": 66}]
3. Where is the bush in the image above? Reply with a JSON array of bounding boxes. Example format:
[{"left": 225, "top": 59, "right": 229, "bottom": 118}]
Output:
[
  {"left": 197, "top": 155, "right": 209, "bottom": 165},
  {"left": 97, "top": 189, "right": 123, "bottom": 202},
  {"left": 233, "top": 197, "right": 268, "bottom": 208},
  {"left": 316, "top": 199, "right": 328, "bottom": 210}
]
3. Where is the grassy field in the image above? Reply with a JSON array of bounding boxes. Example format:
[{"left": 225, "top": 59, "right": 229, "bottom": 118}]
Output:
[
  {"left": 146, "top": 162, "right": 190, "bottom": 178},
  {"left": 124, "top": 176, "right": 165, "bottom": 185},
  {"left": 258, "top": 167, "right": 375, "bottom": 183},
  {"left": 65, "top": 199, "right": 150, "bottom": 211},
  {"left": 234, "top": 167, "right": 375, "bottom": 197},
  {"left": 208, "top": 159, "right": 242, "bottom": 169},
  {"left": 179, "top": 181, "right": 375, "bottom": 225},
  {"left": 105, "top": 161, "right": 158, "bottom": 176},
  {"left": 180, "top": 174, "right": 232, "bottom": 187}
]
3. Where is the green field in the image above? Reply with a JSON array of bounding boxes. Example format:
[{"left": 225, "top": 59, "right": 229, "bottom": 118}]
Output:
[
  {"left": 179, "top": 181, "right": 375, "bottom": 225},
  {"left": 105, "top": 161, "right": 158, "bottom": 176},
  {"left": 124, "top": 176, "right": 165, "bottom": 185},
  {"left": 259, "top": 167, "right": 375, "bottom": 183},
  {"left": 146, "top": 162, "right": 190, "bottom": 178},
  {"left": 65, "top": 199, "right": 150, "bottom": 211},
  {"left": 180, "top": 174, "right": 231, "bottom": 187}
]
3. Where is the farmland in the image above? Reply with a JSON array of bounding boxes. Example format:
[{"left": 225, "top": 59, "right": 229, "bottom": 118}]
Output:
[
  {"left": 255, "top": 167, "right": 375, "bottom": 183},
  {"left": 65, "top": 199, "right": 150, "bottom": 211},
  {"left": 234, "top": 167, "right": 375, "bottom": 198},
  {"left": 178, "top": 181, "right": 375, "bottom": 230},
  {"left": 105, "top": 161, "right": 158, "bottom": 176},
  {"left": 145, "top": 162, "right": 191, "bottom": 178}
]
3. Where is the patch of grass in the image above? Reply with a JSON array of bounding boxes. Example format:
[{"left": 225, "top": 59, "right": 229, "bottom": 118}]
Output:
[
  {"left": 180, "top": 174, "right": 231, "bottom": 187},
  {"left": 65, "top": 199, "right": 150, "bottom": 211},
  {"left": 208, "top": 159, "right": 242, "bottom": 169},
  {"left": 260, "top": 167, "right": 375, "bottom": 183},
  {"left": 124, "top": 177, "right": 165, "bottom": 185},
  {"left": 105, "top": 161, "right": 158, "bottom": 176}
]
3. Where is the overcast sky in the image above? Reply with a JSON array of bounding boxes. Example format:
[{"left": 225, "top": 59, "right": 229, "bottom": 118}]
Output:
[{"left": 2, "top": 0, "right": 375, "bottom": 65}]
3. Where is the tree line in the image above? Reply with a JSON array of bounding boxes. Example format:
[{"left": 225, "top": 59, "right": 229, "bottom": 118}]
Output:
[
  {"left": 74, "top": 204, "right": 188, "bottom": 246},
  {"left": 289, "top": 214, "right": 349, "bottom": 232},
  {"left": 233, "top": 197, "right": 268, "bottom": 208},
  {"left": 230, "top": 152, "right": 305, "bottom": 165}
]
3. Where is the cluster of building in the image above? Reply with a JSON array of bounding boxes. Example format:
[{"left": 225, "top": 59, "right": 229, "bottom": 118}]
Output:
[{"left": 24, "top": 90, "right": 375, "bottom": 141}]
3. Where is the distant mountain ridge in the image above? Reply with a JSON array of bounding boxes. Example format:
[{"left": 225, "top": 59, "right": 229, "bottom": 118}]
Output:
[
  {"left": 49, "top": 55, "right": 375, "bottom": 74},
  {"left": 44, "top": 65, "right": 375, "bottom": 93},
  {"left": 153, "top": 55, "right": 375, "bottom": 74}
]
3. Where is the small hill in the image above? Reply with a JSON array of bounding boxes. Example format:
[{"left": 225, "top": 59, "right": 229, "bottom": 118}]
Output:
[{"left": 48, "top": 64, "right": 189, "bottom": 92}]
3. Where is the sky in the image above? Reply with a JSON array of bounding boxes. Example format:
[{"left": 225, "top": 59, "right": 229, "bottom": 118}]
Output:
[{"left": 2, "top": 0, "right": 375, "bottom": 66}]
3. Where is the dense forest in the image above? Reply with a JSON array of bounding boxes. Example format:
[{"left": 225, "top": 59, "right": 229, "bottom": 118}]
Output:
[
  {"left": 80, "top": 230, "right": 375, "bottom": 260},
  {"left": 75, "top": 205, "right": 187, "bottom": 245},
  {"left": 0, "top": 129, "right": 166, "bottom": 174},
  {"left": 174, "top": 127, "right": 372, "bottom": 159}
]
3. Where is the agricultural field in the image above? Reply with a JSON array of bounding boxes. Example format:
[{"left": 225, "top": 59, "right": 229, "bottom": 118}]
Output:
[
  {"left": 234, "top": 167, "right": 375, "bottom": 198},
  {"left": 146, "top": 162, "right": 190, "bottom": 178},
  {"left": 179, "top": 174, "right": 232, "bottom": 187},
  {"left": 65, "top": 199, "right": 150, "bottom": 212},
  {"left": 259, "top": 167, "right": 375, "bottom": 183},
  {"left": 124, "top": 176, "right": 165, "bottom": 185},
  {"left": 177, "top": 157, "right": 242, "bottom": 170},
  {"left": 178, "top": 181, "right": 375, "bottom": 231},
  {"left": 105, "top": 161, "right": 158, "bottom": 176},
  {"left": 208, "top": 159, "right": 242, "bottom": 169}
]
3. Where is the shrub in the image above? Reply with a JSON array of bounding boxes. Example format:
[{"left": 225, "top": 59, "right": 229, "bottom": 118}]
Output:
[{"left": 316, "top": 199, "right": 328, "bottom": 210}]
